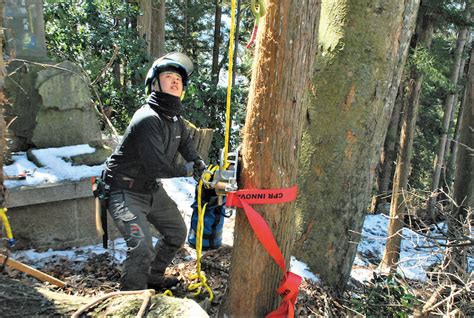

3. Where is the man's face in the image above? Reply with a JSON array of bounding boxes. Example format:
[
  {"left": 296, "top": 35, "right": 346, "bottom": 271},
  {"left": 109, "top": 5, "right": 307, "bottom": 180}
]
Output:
[{"left": 158, "top": 71, "right": 183, "bottom": 97}]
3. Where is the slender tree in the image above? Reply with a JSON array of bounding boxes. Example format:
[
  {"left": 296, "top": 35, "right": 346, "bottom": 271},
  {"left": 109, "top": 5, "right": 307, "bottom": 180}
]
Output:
[
  {"left": 211, "top": 0, "right": 222, "bottom": 84},
  {"left": 447, "top": 45, "right": 474, "bottom": 275},
  {"left": 231, "top": 0, "right": 242, "bottom": 86},
  {"left": 449, "top": 69, "right": 469, "bottom": 179},
  {"left": 371, "top": 86, "right": 403, "bottom": 213},
  {"left": 380, "top": 4, "right": 435, "bottom": 273},
  {"left": 0, "top": 0, "right": 5, "bottom": 208},
  {"left": 429, "top": 1, "right": 472, "bottom": 214},
  {"left": 222, "top": 0, "right": 320, "bottom": 316},
  {"left": 446, "top": 36, "right": 470, "bottom": 185},
  {"left": 294, "top": 0, "right": 420, "bottom": 292}
]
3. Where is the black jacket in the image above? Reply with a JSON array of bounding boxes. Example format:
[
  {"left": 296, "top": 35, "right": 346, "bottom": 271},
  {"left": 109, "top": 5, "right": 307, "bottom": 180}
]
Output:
[{"left": 106, "top": 103, "right": 199, "bottom": 182}]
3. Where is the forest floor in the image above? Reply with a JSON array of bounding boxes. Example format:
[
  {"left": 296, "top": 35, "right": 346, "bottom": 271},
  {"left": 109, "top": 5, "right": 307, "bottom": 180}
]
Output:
[
  {"left": 2, "top": 154, "right": 473, "bottom": 316},
  {"left": 2, "top": 239, "right": 472, "bottom": 317},
  {"left": 2, "top": 244, "right": 345, "bottom": 316}
]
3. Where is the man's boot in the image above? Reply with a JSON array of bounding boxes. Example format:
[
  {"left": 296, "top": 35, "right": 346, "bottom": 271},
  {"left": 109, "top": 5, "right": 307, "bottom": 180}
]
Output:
[{"left": 148, "top": 271, "right": 179, "bottom": 290}]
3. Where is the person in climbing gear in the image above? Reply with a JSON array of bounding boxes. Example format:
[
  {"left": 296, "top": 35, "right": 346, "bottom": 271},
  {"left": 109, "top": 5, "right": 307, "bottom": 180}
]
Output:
[{"left": 103, "top": 52, "right": 206, "bottom": 291}]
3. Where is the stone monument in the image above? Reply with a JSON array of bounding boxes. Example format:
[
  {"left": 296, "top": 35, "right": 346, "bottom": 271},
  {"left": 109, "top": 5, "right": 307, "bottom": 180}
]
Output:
[{"left": 3, "top": 0, "right": 104, "bottom": 151}]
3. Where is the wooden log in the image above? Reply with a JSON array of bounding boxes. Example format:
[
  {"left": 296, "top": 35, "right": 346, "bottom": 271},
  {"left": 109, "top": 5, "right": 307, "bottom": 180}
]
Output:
[
  {"left": 0, "top": 254, "right": 66, "bottom": 288},
  {"left": 174, "top": 120, "right": 214, "bottom": 164}
]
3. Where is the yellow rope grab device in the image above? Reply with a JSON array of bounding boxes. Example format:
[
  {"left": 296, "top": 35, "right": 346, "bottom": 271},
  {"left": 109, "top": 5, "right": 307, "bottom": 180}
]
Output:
[{"left": 187, "top": 0, "right": 266, "bottom": 302}]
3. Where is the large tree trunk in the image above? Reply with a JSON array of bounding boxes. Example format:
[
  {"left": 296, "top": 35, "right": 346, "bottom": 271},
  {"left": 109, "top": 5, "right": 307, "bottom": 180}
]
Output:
[
  {"left": 294, "top": 0, "right": 420, "bottom": 292},
  {"left": 379, "top": 6, "right": 435, "bottom": 273},
  {"left": 137, "top": 0, "right": 165, "bottom": 59},
  {"left": 137, "top": 0, "right": 152, "bottom": 56},
  {"left": 150, "top": 0, "right": 165, "bottom": 59},
  {"left": 221, "top": 1, "right": 320, "bottom": 316},
  {"left": 447, "top": 46, "right": 474, "bottom": 276},
  {"left": 429, "top": 3, "right": 472, "bottom": 214},
  {"left": 211, "top": 0, "right": 222, "bottom": 85}
]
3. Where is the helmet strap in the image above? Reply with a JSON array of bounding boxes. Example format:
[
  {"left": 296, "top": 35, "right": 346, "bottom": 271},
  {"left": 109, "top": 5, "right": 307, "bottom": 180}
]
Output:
[{"left": 152, "top": 78, "right": 163, "bottom": 93}]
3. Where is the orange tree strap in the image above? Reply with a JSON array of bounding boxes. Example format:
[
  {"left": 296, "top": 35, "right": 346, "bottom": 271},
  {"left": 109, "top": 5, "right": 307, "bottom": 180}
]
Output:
[{"left": 226, "top": 186, "right": 301, "bottom": 318}]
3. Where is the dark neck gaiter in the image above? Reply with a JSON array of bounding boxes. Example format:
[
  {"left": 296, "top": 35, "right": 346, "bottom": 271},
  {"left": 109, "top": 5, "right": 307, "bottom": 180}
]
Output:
[{"left": 147, "top": 91, "right": 183, "bottom": 118}]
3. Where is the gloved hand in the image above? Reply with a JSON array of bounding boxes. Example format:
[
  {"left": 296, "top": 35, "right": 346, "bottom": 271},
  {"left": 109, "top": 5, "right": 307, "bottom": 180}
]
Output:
[
  {"left": 193, "top": 159, "right": 207, "bottom": 181},
  {"left": 185, "top": 162, "right": 195, "bottom": 177}
]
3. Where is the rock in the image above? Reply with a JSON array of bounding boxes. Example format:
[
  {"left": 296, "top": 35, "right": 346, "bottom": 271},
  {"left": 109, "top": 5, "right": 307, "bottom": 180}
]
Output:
[
  {"left": 70, "top": 144, "right": 112, "bottom": 166},
  {"left": 102, "top": 294, "right": 209, "bottom": 317}
]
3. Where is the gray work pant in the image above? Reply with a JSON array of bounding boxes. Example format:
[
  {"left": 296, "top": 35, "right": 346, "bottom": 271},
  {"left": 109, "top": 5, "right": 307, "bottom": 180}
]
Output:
[{"left": 107, "top": 183, "right": 187, "bottom": 290}]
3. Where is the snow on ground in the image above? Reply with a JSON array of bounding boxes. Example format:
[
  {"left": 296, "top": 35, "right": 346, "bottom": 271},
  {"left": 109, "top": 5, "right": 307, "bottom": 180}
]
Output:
[{"left": 5, "top": 145, "right": 472, "bottom": 285}]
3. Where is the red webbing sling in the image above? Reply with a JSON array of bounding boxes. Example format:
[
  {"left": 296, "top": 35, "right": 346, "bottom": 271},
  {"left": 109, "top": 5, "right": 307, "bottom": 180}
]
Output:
[{"left": 226, "top": 186, "right": 301, "bottom": 318}]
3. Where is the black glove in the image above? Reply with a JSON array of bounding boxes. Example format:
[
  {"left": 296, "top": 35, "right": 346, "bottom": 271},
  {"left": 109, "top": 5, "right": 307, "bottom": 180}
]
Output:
[{"left": 193, "top": 159, "right": 206, "bottom": 181}]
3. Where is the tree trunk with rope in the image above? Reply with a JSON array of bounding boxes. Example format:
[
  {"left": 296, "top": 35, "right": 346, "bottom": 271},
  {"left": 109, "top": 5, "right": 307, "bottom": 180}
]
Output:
[
  {"left": 221, "top": 0, "right": 320, "bottom": 316},
  {"left": 379, "top": 7, "right": 435, "bottom": 274},
  {"left": 293, "top": 0, "right": 420, "bottom": 292}
]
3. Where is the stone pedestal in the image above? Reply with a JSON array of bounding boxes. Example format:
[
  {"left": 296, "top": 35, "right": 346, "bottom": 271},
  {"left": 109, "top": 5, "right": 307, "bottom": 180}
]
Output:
[{"left": 5, "top": 179, "right": 120, "bottom": 250}]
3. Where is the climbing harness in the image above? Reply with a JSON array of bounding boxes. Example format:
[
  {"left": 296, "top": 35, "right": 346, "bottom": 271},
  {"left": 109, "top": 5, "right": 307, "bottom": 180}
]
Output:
[{"left": 246, "top": 0, "right": 267, "bottom": 48}]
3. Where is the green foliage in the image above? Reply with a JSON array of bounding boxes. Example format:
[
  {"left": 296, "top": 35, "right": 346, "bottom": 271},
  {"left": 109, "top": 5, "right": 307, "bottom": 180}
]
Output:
[
  {"left": 351, "top": 274, "right": 420, "bottom": 317},
  {"left": 44, "top": 0, "right": 150, "bottom": 132},
  {"left": 183, "top": 70, "right": 248, "bottom": 162}
]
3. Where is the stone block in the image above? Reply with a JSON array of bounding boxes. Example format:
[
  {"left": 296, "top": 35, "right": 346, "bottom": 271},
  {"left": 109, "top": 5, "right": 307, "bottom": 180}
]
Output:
[
  {"left": 36, "top": 61, "right": 91, "bottom": 111},
  {"left": 31, "top": 108, "right": 103, "bottom": 148},
  {"left": 5, "top": 180, "right": 120, "bottom": 250},
  {"left": 8, "top": 200, "right": 79, "bottom": 250}
]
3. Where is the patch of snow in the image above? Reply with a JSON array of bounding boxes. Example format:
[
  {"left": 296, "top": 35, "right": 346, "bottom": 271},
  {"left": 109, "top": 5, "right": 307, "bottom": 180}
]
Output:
[
  {"left": 4, "top": 145, "right": 104, "bottom": 188},
  {"left": 290, "top": 257, "right": 320, "bottom": 283}
]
